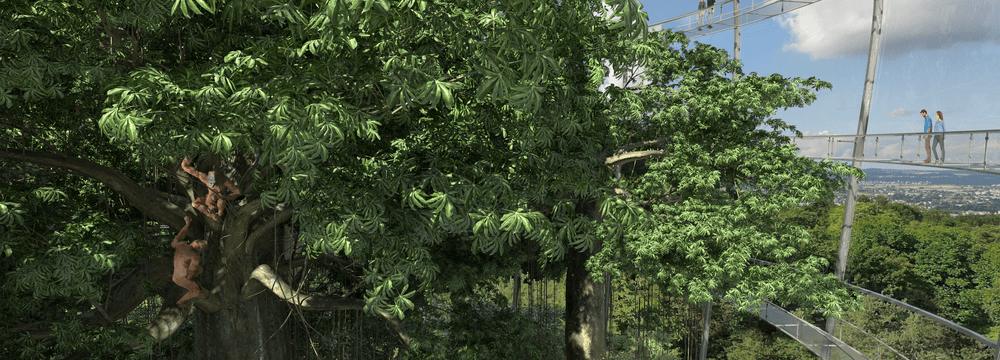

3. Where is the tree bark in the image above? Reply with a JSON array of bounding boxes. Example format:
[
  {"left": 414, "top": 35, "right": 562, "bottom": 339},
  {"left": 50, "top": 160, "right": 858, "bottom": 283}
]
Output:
[{"left": 565, "top": 247, "right": 607, "bottom": 360}]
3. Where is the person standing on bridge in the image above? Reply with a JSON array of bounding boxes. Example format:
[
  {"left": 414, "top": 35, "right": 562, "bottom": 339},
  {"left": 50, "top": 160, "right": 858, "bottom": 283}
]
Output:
[
  {"left": 697, "top": 0, "right": 707, "bottom": 31},
  {"left": 932, "top": 111, "right": 946, "bottom": 165},
  {"left": 920, "top": 109, "right": 933, "bottom": 163},
  {"left": 706, "top": 0, "right": 716, "bottom": 29}
]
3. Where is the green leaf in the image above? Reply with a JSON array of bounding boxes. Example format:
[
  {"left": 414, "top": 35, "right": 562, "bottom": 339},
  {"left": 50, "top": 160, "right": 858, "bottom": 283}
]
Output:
[
  {"left": 194, "top": 0, "right": 216, "bottom": 14},
  {"left": 211, "top": 133, "right": 233, "bottom": 153}
]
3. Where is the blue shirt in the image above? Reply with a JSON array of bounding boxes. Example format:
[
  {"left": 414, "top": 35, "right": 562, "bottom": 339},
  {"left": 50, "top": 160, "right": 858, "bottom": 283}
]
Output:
[
  {"left": 923, "top": 115, "right": 933, "bottom": 132},
  {"left": 934, "top": 120, "right": 945, "bottom": 132}
]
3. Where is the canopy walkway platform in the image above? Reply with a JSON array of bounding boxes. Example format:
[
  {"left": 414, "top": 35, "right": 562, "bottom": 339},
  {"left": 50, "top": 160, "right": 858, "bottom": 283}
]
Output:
[
  {"left": 792, "top": 129, "right": 1000, "bottom": 175},
  {"left": 648, "top": 0, "right": 824, "bottom": 38},
  {"left": 642, "top": 2, "right": 999, "bottom": 358}
]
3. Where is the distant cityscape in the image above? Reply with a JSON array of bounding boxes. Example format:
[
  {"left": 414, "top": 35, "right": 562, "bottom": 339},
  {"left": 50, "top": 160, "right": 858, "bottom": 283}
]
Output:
[{"left": 833, "top": 168, "right": 1000, "bottom": 215}]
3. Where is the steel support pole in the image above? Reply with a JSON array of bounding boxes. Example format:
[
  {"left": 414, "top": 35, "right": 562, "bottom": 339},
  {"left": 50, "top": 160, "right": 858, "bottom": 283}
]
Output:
[
  {"left": 826, "top": 0, "right": 884, "bottom": 336},
  {"left": 994, "top": 330, "right": 999, "bottom": 360},
  {"left": 732, "top": 0, "right": 741, "bottom": 80},
  {"left": 699, "top": 301, "right": 713, "bottom": 360}
]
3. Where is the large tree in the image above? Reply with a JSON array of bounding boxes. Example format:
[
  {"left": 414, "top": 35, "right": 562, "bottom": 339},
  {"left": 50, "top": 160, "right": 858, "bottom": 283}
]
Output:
[
  {"left": 1, "top": 0, "right": 645, "bottom": 358},
  {"left": 1, "top": 0, "right": 864, "bottom": 359},
  {"left": 594, "top": 30, "right": 863, "bottom": 328}
]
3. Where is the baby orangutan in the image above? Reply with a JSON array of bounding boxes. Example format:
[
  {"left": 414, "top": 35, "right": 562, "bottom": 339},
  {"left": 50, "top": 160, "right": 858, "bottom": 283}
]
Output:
[
  {"left": 172, "top": 216, "right": 207, "bottom": 307},
  {"left": 181, "top": 157, "right": 242, "bottom": 221}
]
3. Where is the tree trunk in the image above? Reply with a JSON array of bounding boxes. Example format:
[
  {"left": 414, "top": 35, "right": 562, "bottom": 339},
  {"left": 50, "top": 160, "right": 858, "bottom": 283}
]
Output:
[
  {"left": 193, "top": 293, "right": 291, "bottom": 359},
  {"left": 190, "top": 208, "right": 294, "bottom": 359},
  {"left": 513, "top": 272, "right": 522, "bottom": 311},
  {"left": 565, "top": 246, "right": 607, "bottom": 360}
]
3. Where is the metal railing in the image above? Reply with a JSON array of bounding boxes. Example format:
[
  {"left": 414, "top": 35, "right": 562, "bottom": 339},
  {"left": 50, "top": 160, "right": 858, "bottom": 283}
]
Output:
[
  {"left": 749, "top": 258, "right": 1000, "bottom": 359},
  {"left": 648, "top": 0, "right": 825, "bottom": 38},
  {"left": 848, "top": 284, "right": 1000, "bottom": 359},
  {"left": 832, "top": 318, "right": 909, "bottom": 360},
  {"left": 791, "top": 129, "right": 1000, "bottom": 175},
  {"left": 755, "top": 300, "right": 868, "bottom": 359}
]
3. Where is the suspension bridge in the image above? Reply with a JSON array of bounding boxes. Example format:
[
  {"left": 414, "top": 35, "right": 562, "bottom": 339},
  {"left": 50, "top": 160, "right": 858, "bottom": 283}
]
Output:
[{"left": 647, "top": 1, "right": 1000, "bottom": 359}]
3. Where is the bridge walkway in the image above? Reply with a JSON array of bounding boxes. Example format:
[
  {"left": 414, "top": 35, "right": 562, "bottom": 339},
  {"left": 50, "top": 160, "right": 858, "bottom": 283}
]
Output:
[
  {"left": 793, "top": 129, "right": 1000, "bottom": 175},
  {"left": 753, "top": 300, "right": 869, "bottom": 359},
  {"left": 647, "top": 0, "right": 825, "bottom": 38}
]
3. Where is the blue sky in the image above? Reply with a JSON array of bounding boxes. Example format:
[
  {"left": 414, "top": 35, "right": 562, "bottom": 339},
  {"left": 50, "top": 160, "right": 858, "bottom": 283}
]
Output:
[{"left": 638, "top": 0, "right": 1000, "bottom": 157}]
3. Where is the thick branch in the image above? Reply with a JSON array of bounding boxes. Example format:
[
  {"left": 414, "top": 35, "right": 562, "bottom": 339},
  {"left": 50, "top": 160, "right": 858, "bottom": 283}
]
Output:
[
  {"left": 3, "top": 256, "right": 175, "bottom": 347},
  {"left": 137, "top": 284, "right": 220, "bottom": 349},
  {"left": 0, "top": 149, "right": 200, "bottom": 238},
  {"left": 139, "top": 286, "right": 196, "bottom": 349},
  {"left": 248, "top": 264, "right": 411, "bottom": 347},
  {"left": 604, "top": 150, "right": 665, "bottom": 167},
  {"left": 223, "top": 198, "right": 263, "bottom": 260}
]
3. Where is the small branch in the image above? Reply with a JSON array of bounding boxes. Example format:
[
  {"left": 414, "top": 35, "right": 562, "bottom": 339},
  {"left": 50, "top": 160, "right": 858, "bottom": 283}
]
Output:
[
  {"left": 245, "top": 207, "right": 294, "bottom": 255},
  {"left": 0, "top": 121, "right": 69, "bottom": 158},
  {"left": 89, "top": 298, "right": 112, "bottom": 323},
  {"left": 19, "top": 223, "right": 50, "bottom": 245},
  {"left": 1, "top": 320, "right": 56, "bottom": 334},
  {"left": 140, "top": 53, "right": 170, "bottom": 71},
  {"left": 248, "top": 264, "right": 411, "bottom": 347},
  {"left": 619, "top": 138, "right": 668, "bottom": 152}
]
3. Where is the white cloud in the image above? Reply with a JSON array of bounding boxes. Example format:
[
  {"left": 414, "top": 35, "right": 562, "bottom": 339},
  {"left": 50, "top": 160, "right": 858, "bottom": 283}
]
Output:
[
  {"left": 801, "top": 130, "right": 833, "bottom": 136},
  {"left": 887, "top": 107, "right": 910, "bottom": 118},
  {"left": 778, "top": 0, "right": 1000, "bottom": 59}
]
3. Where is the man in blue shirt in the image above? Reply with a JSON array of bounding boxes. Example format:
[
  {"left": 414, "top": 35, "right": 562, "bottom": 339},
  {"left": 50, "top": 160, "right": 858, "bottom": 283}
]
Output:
[
  {"left": 920, "top": 109, "right": 933, "bottom": 163},
  {"left": 932, "top": 111, "right": 946, "bottom": 165}
]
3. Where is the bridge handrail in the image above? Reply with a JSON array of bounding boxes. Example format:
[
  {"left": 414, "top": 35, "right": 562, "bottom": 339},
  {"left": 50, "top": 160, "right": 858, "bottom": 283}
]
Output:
[
  {"left": 794, "top": 129, "right": 1000, "bottom": 139},
  {"left": 749, "top": 258, "right": 1000, "bottom": 351},
  {"left": 848, "top": 284, "right": 999, "bottom": 350},
  {"left": 837, "top": 318, "right": 910, "bottom": 360},
  {"left": 648, "top": 0, "right": 736, "bottom": 28}
]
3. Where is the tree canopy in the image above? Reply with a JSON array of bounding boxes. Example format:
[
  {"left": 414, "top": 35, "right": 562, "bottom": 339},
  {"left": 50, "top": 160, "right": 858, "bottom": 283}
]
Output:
[{"left": 0, "top": 0, "right": 866, "bottom": 358}]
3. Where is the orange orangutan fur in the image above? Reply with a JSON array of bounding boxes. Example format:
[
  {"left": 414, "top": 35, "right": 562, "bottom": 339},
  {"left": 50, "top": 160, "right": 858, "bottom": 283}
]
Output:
[
  {"left": 181, "top": 157, "right": 242, "bottom": 221},
  {"left": 171, "top": 216, "right": 207, "bottom": 307}
]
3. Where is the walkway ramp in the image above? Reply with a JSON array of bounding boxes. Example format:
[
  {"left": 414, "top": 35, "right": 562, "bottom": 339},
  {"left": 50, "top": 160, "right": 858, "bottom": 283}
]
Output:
[{"left": 754, "top": 300, "right": 868, "bottom": 359}]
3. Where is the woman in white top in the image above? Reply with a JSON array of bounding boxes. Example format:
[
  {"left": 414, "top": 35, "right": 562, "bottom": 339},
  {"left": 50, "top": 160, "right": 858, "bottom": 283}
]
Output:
[{"left": 932, "top": 111, "right": 946, "bottom": 165}]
